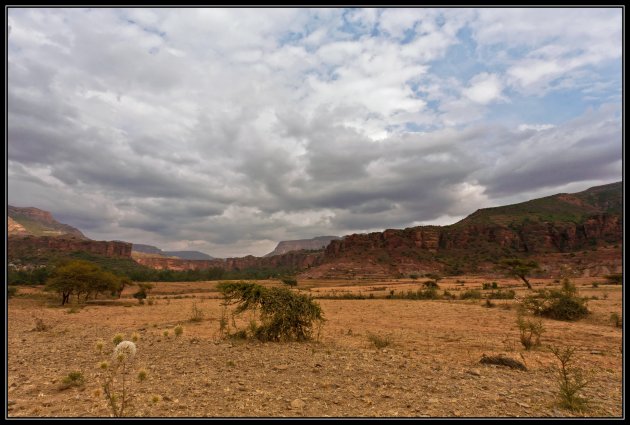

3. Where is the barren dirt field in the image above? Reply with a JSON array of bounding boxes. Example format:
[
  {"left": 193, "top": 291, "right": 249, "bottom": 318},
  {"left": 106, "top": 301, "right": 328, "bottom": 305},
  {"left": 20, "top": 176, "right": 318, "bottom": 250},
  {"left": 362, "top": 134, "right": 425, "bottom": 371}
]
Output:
[{"left": 7, "top": 276, "right": 623, "bottom": 418}]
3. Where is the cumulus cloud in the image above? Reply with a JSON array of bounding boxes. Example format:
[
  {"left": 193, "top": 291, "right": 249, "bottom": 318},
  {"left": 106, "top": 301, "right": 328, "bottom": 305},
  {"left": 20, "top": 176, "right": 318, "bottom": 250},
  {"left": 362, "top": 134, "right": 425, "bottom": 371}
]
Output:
[{"left": 7, "top": 8, "right": 622, "bottom": 257}]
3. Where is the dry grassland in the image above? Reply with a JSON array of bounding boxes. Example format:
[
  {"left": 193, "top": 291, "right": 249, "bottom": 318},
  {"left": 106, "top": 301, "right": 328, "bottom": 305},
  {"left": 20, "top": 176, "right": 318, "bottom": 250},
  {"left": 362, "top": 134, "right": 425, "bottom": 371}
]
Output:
[{"left": 7, "top": 277, "right": 622, "bottom": 418}]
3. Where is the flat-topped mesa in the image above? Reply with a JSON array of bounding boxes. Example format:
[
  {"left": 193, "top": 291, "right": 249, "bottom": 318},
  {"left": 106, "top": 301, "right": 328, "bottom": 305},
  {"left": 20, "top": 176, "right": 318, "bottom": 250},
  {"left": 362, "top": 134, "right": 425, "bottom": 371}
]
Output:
[{"left": 265, "top": 236, "right": 341, "bottom": 257}]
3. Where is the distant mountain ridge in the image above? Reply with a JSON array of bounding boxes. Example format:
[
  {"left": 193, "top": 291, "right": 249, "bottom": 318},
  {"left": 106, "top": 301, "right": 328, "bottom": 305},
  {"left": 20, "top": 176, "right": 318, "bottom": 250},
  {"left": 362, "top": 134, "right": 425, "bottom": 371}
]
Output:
[
  {"left": 265, "top": 236, "right": 341, "bottom": 257},
  {"left": 132, "top": 243, "right": 214, "bottom": 260},
  {"left": 8, "top": 205, "right": 87, "bottom": 239}
]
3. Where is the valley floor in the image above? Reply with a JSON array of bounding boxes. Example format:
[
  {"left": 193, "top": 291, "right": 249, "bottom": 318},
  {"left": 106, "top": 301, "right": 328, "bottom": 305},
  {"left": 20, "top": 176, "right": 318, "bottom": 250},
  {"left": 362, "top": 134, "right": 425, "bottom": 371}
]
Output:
[{"left": 7, "top": 277, "right": 623, "bottom": 418}]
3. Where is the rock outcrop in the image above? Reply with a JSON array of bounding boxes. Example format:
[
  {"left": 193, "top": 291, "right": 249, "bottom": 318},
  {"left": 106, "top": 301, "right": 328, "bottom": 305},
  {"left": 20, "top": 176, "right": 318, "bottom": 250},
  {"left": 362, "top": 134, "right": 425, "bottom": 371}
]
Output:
[
  {"left": 134, "top": 250, "right": 320, "bottom": 272},
  {"left": 8, "top": 236, "right": 132, "bottom": 260},
  {"left": 265, "top": 236, "right": 341, "bottom": 257},
  {"left": 8, "top": 205, "right": 87, "bottom": 239}
]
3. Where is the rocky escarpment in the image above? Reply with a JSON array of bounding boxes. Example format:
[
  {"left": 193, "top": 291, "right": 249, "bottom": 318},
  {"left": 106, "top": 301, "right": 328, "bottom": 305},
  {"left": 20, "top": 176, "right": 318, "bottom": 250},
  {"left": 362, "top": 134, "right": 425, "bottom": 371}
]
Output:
[
  {"left": 265, "top": 236, "right": 340, "bottom": 257},
  {"left": 8, "top": 217, "right": 29, "bottom": 236},
  {"left": 8, "top": 236, "right": 132, "bottom": 261},
  {"left": 8, "top": 205, "right": 87, "bottom": 239},
  {"left": 133, "top": 183, "right": 622, "bottom": 279},
  {"left": 134, "top": 250, "right": 320, "bottom": 272}
]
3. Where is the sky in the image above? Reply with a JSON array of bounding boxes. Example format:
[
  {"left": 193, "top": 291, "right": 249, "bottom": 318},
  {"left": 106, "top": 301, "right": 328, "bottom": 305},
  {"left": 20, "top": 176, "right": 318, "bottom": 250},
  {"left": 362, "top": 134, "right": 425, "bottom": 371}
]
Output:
[{"left": 7, "top": 7, "right": 623, "bottom": 258}]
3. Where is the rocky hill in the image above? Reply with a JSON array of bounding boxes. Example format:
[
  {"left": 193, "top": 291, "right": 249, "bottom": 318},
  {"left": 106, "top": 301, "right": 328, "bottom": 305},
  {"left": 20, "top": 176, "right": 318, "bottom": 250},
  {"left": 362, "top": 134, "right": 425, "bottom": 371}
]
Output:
[
  {"left": 8, "top": 206, "right": 132, "bottom": 266},
  {"left": 8, "top": 205, "right": 87, "bottom": 239},
  {"left": 306, "top": 182, "right": 622, "bottom": 278},
  {"left": 264, "top": 236, "right": 341, "bottom": 257},
  {"left": 136, "top": 182, "right": 621, "bottom": 279}
]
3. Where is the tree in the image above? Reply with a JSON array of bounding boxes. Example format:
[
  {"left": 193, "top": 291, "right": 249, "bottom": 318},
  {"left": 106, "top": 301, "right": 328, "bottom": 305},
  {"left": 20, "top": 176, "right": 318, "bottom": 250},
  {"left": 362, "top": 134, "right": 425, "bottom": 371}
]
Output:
[
  {"left": 132, "top": 283, "right": 154, "bottom": 302},
  {"left": 217, "top": 282, "right": 324, "bottom": 342},
  {"left": 424, "top": 273, "right": 442, "bottom": 287},
  {"left": 497, "top": 258, "right": 541, "bottom": 290},
  {"left": 45, "top": 260, "right": 124, "bottom": 305}
]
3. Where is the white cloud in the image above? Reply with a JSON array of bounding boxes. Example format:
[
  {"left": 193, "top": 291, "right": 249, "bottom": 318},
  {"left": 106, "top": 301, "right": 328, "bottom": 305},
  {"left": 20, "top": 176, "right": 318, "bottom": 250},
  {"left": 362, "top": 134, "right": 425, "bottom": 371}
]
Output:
[
  {"left": 7, "top": 8, "right": 622, "bottom": 257},
  {"left": 463, "top": 72, "right": 505, "bottom": 104}
]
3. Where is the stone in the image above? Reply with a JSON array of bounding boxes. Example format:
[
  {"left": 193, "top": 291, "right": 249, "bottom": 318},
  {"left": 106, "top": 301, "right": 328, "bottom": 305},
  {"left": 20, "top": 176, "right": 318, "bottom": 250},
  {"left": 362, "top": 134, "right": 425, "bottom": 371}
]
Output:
[{"left": 291, "top": 399, "right": 305, "bottom": 409}]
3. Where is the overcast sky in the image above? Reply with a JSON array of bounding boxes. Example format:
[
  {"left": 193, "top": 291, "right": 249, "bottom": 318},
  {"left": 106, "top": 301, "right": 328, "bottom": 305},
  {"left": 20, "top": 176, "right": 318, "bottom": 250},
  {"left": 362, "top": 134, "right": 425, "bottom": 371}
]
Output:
[{"left": 7, "top": 7, "right": 622, "bottom": 257}]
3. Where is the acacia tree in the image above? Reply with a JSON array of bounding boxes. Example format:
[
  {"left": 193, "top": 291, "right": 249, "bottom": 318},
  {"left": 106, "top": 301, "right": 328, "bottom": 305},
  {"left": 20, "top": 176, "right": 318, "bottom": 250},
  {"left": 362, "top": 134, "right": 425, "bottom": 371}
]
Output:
[
  {"left": 497, "top": 258, "right": 541, "bottom": 290},
  {"left": 218, "top": 282, "right": 324, "bottom": 342},
  {"left": 45, "top": 260, "right": 124, "bottom": 305}
]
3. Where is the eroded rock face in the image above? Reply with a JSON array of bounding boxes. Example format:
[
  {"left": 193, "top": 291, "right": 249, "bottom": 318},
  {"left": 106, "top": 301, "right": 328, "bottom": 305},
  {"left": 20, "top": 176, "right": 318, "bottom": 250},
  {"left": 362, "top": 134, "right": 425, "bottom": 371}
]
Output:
[
  {"left": 265, "top": 236, "right": 341, "bottom": 257},
  {"left": 8, "top": 205, "right": 87, "bottom": 239},
  {"left": 8, "top": 217, "right": 29, "bottom": 236},
  {"left": 8, "top": 236, "right": 132, "bottom": 259},
  {"left": 132, "top": 212, "right": 621, "bottom": 279},
  {"left": 134, "top": 251, "right": 321, "bottom": 272}
]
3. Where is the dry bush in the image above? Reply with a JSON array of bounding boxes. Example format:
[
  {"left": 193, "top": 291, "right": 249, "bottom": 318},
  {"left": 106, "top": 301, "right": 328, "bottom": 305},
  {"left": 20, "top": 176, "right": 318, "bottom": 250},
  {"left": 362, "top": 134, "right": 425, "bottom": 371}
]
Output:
[
  {"left": 218, "top": 282, "right": 324, "bottom": 342},
  {"left": 367, "top": 332, "right": 391, "bottom": 349},
  {"left": 549, "top": 345, "right": 589, "bottom": 412},
  {"left": 516, "top": 314, "right": 545, "bottom": 350},
  {"left": 479, "top": 354, "right": 527, "bottom": 371}
]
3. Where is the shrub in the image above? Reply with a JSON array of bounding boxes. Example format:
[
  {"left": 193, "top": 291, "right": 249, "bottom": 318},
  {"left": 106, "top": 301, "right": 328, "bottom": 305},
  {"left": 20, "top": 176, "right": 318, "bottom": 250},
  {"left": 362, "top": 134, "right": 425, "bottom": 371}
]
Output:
[
  {"left": 218, "top": 282, "right": 324, "bottom": 342},
  {"left": 482, "top": 282, "right": 492, "bottom": 290},
  {"left": 409, "top": 273, "right": 419, "bottom": 280},
  {"left": 174, "top": 325, "right": 183, "bottom": 337},
  {"left": 367, "top": 332, "right": 391, "bottom": 349},
  {"left": 591, "top": 282, "right": 599, "bottom": 288},
  {"left": 112, "top": 333, "right": 124, "bottom": 346},
  {"left": 549, "top": 345, "right": 589, "bottom": 412},
  {"left": 484, "top": 299, "right": 495, "bottom": 308},
  {"left": 489, "top": 289, "right": 516, "bottom": 300},
  {"left": 281, "top": 277, "right": 298, "bottom": 287},
  {"left": 189, "top": 302, "right": 204, "bottom": 322},
  {"left": 516, "top": 314, "right": 544, "bottom": 350},
  {"left": 60, "top": 371, "right": 85, "bottom": 390},
  {"left": 604, "top": 274, "right": 622, "bottom": 285},
  {"left": 460, "top": 290, "right": 482, "bottom": 300},
  {"left": 33, "top": 317, "right": 49, "bottom": 332},
  {"left": 521, "top": 279, "right": 589, "bottom": 321},
  {"left": 423, "top": 280, "right": 439, "bottom": 289},
  {"left": 610, "top": 312, "right": 621, "bottom": 328},
  {"left": 479, "top": 354, "right": 527, "bottom": 371},
  {"left": 8, "top": 286, "right": 18, "bottom": 298}
]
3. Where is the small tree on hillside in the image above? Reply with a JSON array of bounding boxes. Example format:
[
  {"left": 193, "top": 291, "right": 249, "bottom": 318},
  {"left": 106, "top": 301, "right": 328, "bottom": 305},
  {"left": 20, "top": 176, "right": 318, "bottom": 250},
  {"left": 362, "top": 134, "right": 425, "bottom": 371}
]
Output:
[{"left": 497, "top": 258, "right": 541, "bottom": 290}]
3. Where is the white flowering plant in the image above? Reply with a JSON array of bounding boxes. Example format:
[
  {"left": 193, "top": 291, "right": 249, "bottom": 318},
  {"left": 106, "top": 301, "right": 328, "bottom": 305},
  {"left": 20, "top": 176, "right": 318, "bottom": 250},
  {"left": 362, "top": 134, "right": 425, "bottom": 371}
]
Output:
[{"left": 98, "top": 338, "right": 145, "bottom": 417}]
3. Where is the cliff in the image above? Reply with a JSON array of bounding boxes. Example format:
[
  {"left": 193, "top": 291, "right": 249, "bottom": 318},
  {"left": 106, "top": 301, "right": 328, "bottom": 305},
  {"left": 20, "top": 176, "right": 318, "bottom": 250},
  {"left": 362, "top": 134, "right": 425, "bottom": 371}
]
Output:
[
  {"left": 8, "top": 236, "right": 133, "bottom": 262},
  {"left": 134, "top": 250, "right": 319, "bottom": 272},
  {"left": 265, "top": 236, "right": 341, "bottom": 257},
  {"left": 8, "top": 205, "right": 87, "bottom": 239}
]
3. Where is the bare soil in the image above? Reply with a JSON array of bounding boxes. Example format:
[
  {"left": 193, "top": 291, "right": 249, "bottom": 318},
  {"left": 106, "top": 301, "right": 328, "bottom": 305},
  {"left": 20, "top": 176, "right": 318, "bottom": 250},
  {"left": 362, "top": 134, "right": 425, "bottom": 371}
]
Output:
[{"left": 7, "top": 277, "right": 623, "bottom": 418}]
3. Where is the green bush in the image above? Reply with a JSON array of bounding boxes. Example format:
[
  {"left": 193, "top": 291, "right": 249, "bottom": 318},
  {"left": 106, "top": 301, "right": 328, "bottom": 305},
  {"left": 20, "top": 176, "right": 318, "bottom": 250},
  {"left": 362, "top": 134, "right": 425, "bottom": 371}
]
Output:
[
  {"left": 516, "top": 314, "right": 544, "bottom": 350},
  {"left": 218, "top": 282, "right": 324, "bottom": 342},
  {"left": 604, "top": 274, "right": 622, "bottom": 285},
  {"left": 281, "top": 277, "right": 298, "bottom": 287},
  {"left": 460, "top": 290, "right": 482, "bottom": 300},
  {"left": 521, "top": 279, "right": 589, "bottom": 321},
  {"left": 488, "top": 289, "right": 516, "bottom": 299},
  {"left": 549, "top": 345, "right": 589, "bottom": 412},
  {"left": 60, "top": 371, "right": 85, "bottom": 390}
]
